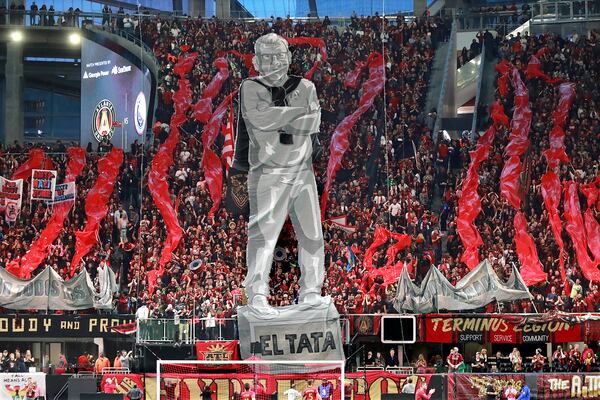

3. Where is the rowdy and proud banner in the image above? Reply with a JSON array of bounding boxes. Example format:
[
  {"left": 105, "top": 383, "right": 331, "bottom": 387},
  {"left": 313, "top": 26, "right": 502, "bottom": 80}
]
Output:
[
  {"left": 30, "top": 169, "right": 57, "bottom": 201},
  {"left": 0, "top": 176, "right": 23, "bottom": 222}
]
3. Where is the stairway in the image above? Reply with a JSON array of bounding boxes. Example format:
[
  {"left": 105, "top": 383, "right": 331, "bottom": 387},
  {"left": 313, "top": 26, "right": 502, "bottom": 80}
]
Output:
[{"left": 424, "top": 41, "right": 449, "bottom": 116}]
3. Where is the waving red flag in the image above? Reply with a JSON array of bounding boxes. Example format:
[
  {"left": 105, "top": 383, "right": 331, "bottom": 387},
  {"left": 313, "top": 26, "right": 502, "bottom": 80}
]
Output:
[
  {"left": 192, "top": 57, "right": 230, "bottom": 123},
  {"left": 70, "top": 148, "right": 123, "bottom": 274},
  {"left": 200, "top": 91, "right": 238, "bottom": 216},
  {"left": 6, "top": 147, "right": 87, "bottom": 279},
  {"left": 147, "top": 54, "right": 199, "bottom": 293},
  {"left": 321, "top": 52, "right": 385, "bottom": 217},
  {"left": 581, "top": 184, "right": 600, "bottom": 261},
  {"left": 563, "top": 181, "right": 600, "bottom": 281},
  {"left": 11, "top": 148, "right": 46, "bottom": 181},
  {"left": 513, "top": 211, "right": 547, "bottom": 286},
  {"left": 363, "top": 227, "right": 391, "bottom": 270}
]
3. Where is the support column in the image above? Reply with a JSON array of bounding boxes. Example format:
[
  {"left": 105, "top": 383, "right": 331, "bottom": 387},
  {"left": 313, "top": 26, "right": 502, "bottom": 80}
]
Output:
[
  {"left": 189, "top": 0, "right": 206, "bottom": 18},
  {"left": 215, "top": 0, "right": 230, "bottom": 19},
  {"left": 4, "top": 41, "right": 24, "bottom": 145},
  {"left": 413, "top": 0, "right": 427, "bottom": 17}
]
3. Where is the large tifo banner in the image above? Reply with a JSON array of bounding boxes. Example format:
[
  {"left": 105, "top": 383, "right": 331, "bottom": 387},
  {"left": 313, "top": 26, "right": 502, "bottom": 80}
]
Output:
[
  {"left": 0, "top": 373, "right": 46, "bottom": 399},
  {"left": 0, "top": 266, "right": 115, "bottom": 311},
  {"left": 145, "top": 372, "right": 445, "bottom": 400},
  {"left": 453, "top": 373, "right": 600, "bottom": 399},
  {"left": 0, "top": 176, "right": 23, "bottom": 222}
]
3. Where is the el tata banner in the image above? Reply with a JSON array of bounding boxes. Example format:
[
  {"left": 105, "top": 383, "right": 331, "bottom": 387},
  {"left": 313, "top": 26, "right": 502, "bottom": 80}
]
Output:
[
  {"left": 144, "top": 372, "right": 445, "bottom": 400},
  {"left": 0, "top": 372, "right": 46, "bottom": 399},
  {"left": 0, "top": 314, "right": 134, "bottom": 338},
  {"left": 419, "top": 314, "right": 584, "bottom": 344},
  {"left": 0, "top": 265, "right": 115, "bottom": 311},
  {"left": 453, "top": 373, "right": 600, "bottom": 399}
]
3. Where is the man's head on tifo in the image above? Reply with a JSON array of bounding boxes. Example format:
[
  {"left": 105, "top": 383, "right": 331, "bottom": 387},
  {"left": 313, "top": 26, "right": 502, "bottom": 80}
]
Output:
[{"left": 252, "top": 33, "right": 292, "bottom": 85}]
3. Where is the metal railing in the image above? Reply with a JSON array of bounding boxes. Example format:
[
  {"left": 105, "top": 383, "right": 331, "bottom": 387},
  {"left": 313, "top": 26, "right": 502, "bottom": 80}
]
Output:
[
  {"left": 136, "top": 317, "right": 238, "bottom": 343},
  {"left": 531, "top": 0, "right": 600, "bottom": 23},
  {"left": 137, "top": 316, "right": 352, "bottom": 344}
]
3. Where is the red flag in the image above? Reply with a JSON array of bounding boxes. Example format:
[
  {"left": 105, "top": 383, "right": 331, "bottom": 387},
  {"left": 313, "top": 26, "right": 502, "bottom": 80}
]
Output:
[
  {"left": 514, "top": 211, "right": 547, "bottom": 286},
  {"left": 5, "top": 147, "right": 86, "bottom": 279},
  {"left": 582, "top": 183, "right": 600, "bottom": 261},
  {"left": 457, "top": 124, "right": 496, "bottom": 269},
  {"left": 321, "top": 52, "right": 385, "bottom": 217},
  {"left": 500, "top": 156, "right": 523, "bottom": 210},
  {"left": 192, "top": 58, "right": 230, "bottom": 123},
  {"left": 526, "top": 55, "right": 562, "bottom": 84},
  {"left": 70, "top": 148, "right": 123, "bottom": 274},
  {"left": 539, "top": 82, "right": 575, "bottom": 284},
  {"left": 385, "top": 233, "right": 412, "bottom": 267},
  {"left": 344, "top": 61, "right": 366, "bottom": 88},
  {"left": 363, "top": 226, "right": 391, "bottom": 270},
  {"left": 200, "top": 91, "right": 238, "bottom": 217},
  {"left": 541, "top": 171, "right": 567, "bottom": 283},
  {"left": 283, "top": 36, "right": 328, "bottom": 61},
  {"left": 110, "top": 322, "right": 137, "bottom": 335},
  {"left": 147, "top": 54, "right": 199, "bottom": 290},
  {"left": 563, "top": 181, "right": 600, "bottom": 281},
  {"left": 221, "top": 99, "right": 235, "bottom": 172},
  {"left": 12, "top": 148, "right": 46, "bottom": 181}
]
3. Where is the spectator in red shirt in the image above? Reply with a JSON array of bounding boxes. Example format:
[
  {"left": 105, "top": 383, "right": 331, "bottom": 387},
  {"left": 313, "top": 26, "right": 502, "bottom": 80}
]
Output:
[
  {"left": 447, "top": 347, "right": 464, "bottom": 372},
  {"left": 415, "top": 380, "right": 435, "bottom": 400}
]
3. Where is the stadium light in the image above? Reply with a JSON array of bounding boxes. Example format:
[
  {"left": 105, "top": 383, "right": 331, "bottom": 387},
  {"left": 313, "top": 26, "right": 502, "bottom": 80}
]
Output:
[
  {"left": 68, "top": 33, "right": 81, "bottom": 45},
  {"left": 10, "top": 31, "right": 23, "bottom": 42}
]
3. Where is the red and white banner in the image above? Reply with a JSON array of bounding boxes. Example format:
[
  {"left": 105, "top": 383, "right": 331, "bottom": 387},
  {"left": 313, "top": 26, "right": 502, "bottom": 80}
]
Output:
[
  {"left": 150, "top": 371, "right": 440, "bottom": 400},
  {"left": 221, "top": 100, "right": 235, "bottom": 172},
  {"left": 49, "top": 182, "right": 76, "bottom": 204},
  {"left": 327, "top": 215, "right": 357, "bottom": 233},
  {"left": 420, "top": 314, "right": 584, "bottom": 344},
  {"left": 101, "top": 373, "right": 145, "bottom": 395},
  {"left": 196, "top": 340, "right": 240, "bottom": 361},
  {"left": 0, "top": 176, "right": 23, "bottom": 222},
  {"left": 454, "top": 372, "right": 600, "bottom": 399},
  {"left": 30, "top": 169, "right": 57, "bottom": 201}
]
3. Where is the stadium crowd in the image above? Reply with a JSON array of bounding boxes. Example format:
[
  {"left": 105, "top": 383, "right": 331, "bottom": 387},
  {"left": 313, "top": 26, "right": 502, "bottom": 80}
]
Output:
[{"left": 0, "top": 14, "right": 598, "bottom": 327}]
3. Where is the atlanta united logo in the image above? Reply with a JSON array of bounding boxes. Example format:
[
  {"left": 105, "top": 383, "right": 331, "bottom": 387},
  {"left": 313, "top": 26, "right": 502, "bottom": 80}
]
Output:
[{"left": 92, "top": 99, "right": 116, "bottom": 142}]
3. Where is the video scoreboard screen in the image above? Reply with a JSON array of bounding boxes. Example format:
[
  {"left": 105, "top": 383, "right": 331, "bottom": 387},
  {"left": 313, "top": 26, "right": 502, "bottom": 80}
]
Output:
[{"left": 80, "top": 37, "right": 152, "bottom": 149}]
